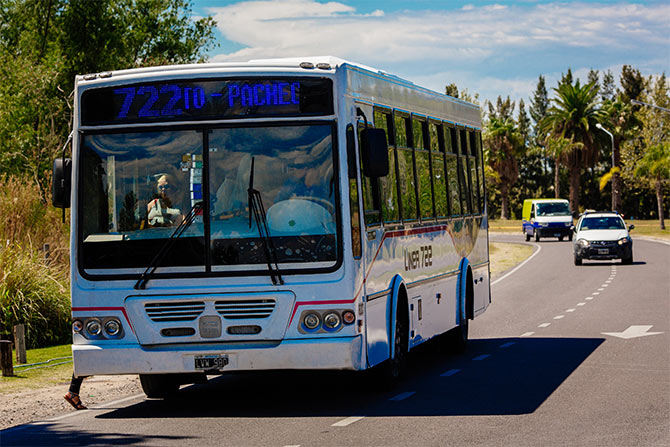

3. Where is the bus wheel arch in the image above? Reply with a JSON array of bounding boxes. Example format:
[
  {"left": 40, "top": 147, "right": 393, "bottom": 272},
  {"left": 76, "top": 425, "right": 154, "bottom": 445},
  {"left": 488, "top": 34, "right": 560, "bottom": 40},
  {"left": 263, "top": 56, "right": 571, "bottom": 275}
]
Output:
[
  {"left": 379, "top": 276, "right": 410, "bottom": 387},
  {"left": 446, "top": 259, "right": 472, "bottom": 354}
]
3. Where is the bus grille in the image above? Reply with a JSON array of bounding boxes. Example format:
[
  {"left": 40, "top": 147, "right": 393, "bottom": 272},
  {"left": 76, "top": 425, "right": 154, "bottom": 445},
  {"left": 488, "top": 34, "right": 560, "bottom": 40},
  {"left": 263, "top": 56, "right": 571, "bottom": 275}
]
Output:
[
  {"left": 214, "top": 299, "right": 276, "bottom": 319},
  {"left": 145, "top": 301, "right": 205, "bottom": 322}
]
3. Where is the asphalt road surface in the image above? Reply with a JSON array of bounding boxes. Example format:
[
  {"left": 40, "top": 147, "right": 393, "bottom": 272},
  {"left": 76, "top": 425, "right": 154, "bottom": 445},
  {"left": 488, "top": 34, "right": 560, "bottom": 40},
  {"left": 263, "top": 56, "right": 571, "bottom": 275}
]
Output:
[{"left": 3, "top": 236, "right": 669, "bottom": 447}]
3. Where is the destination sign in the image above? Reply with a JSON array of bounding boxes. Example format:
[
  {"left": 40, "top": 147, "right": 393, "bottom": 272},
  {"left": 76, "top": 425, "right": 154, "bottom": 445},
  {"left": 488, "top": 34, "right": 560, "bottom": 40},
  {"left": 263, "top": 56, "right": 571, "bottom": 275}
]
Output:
[{"left": 81, "top": 78, "right": 333, "bottom": 125}]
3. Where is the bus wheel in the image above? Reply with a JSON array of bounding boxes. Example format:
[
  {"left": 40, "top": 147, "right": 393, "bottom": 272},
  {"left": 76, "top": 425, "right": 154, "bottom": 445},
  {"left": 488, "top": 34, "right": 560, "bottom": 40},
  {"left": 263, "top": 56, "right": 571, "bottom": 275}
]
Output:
[
  {"left": 140, "top": 374, "right": 180, "bottom": 398},
  {"left": 378, "top": 302, "right": 409, "bottom": 389}
]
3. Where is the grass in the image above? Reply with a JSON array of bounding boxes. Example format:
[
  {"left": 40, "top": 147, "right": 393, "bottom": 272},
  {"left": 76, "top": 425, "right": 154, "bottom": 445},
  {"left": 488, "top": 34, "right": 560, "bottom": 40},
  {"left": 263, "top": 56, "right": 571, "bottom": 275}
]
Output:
[
  {"left": 489, "top": 242, "right": 534, "bottom": 277},
  {"left": 489, "top": 219, "right": 669, "bottom": 240},
  {"left": 0, "top": 344, "right": 73, "bottom": 394}
]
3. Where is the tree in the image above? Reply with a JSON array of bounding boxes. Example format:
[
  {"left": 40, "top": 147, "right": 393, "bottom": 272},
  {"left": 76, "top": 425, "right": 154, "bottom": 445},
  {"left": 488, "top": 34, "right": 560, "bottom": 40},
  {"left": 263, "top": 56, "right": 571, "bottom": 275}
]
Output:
[
  {"left": 635, "top": 143, "right": 670, "bottom": 229},
  {"left": 545, "top": 135, "right": 583, "bottom": 198},
  {"left": 541, "top": 80, "right": 604, "bottom": 212},
  {"left": 601, "top": 70, "right": 616, "bottom": 102},
  {"left": 445, "top": 83, "right": 459, "bottom": 98},
  {"left": 484, "top": 114, "right": 524, "bottom": 219}
]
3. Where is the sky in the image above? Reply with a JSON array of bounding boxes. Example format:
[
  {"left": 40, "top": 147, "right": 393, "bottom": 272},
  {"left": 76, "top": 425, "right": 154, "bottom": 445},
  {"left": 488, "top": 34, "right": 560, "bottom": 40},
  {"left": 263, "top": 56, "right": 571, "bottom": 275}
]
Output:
[{"left": 191, "top": 0, "right": 670, "bottom": 110}]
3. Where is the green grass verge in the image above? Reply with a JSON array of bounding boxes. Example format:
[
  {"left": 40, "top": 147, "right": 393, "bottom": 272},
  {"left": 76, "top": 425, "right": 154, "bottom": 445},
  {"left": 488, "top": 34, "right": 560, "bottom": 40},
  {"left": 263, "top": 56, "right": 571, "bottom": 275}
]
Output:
[
  {"left": 489, "top": 242, "right": 534, "bottom": 277},
  {"left": 0, "top": 344, "right": 73, "bottom": 394}
]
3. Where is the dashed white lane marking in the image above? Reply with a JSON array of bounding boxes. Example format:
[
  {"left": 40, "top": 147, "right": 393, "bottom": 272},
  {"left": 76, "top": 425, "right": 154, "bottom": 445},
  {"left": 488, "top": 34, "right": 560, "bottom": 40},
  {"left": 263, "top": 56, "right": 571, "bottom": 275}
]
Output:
[
  {"left": 389, "top": 392, "right": 415, "bottom": 401},
  {"left": 592, "top": 292, "right": 600, "bottom": 295},
  {"left": 586, "top": 297, "right": 593, "bottom": 300},
  {"left": 597, "top": 288, "right": 605, "bottom": 291},
  {"left": 500, "top": 342, "right": 515, "bottom": 348},
  {"left": 606, "top": 280, "right": 612, "bottom": 283},
  {"left": 521, "top": 332, "right": 535, "bottom": 337},
  {"left": 554, "top": 315, "right": 565, "bottom": 320},
  {"left": 538, "top": 323, "right": 551, "bottom": 328},
  {"left": 566, "top": 308, "right": 576, "bottom": 312},
  {"left": 473, "top": 354, "right": 491, "bottom": 361},
  {"left": 441, "top": 368, "right": 461, "bottom": 377},
  {"left": 332, "top": 416, "right": 365, "bottom": 427},
  {"left": 577, "top": 302, "right": 586, "bottom": 306},
  {"left": 283, "top": 445, "right": 301, "bottom": 447},
  {"left": 602, "top": 284, "right": 609, "bottom": 287}
]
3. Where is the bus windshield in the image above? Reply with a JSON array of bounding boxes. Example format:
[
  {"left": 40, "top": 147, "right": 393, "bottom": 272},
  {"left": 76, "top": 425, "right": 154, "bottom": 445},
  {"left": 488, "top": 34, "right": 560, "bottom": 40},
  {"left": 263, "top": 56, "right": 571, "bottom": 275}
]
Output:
[{"left": 80, "top": 123, "right": 338, "bottom": 273}]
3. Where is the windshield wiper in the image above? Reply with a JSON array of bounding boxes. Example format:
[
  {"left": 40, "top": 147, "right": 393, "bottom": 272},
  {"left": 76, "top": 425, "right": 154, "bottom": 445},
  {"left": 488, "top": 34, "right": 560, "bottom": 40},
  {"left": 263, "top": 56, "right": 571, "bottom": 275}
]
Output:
[
  {"left": 248, "top": 157, "right": 284, "bottom": 285},
  {"left": 134, "top": 201, "right": 203, "bottom": 290}
]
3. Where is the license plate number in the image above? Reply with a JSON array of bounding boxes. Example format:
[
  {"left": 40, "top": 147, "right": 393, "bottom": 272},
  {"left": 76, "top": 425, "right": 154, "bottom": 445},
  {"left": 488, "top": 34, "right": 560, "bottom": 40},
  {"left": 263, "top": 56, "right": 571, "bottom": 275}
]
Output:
[
  {"left": 195, "top": 355, "right": 229, "bottom": 370},
  {"left": 553, "top": 233, "right": 561, "bottom": 237},
  {"left": 598, "top": 249, "right": 609, "bottom": 254}
]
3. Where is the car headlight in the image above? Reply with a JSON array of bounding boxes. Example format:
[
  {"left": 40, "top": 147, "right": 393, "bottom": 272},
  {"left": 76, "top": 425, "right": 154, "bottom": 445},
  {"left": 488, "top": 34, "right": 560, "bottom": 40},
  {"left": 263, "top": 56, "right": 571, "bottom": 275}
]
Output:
[
  {"left": 577, "top": 239, "right": 590, "bottom": 247},
  {"left": 618, "top": 237, "right": 631, "bottom": 245}
]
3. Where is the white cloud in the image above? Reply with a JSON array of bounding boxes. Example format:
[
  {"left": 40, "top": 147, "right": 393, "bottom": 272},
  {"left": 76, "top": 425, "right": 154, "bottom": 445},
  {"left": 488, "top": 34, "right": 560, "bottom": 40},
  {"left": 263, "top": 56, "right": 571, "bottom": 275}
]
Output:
[{"left": 205, "top": 0, "right": 670, "bottom": 105}]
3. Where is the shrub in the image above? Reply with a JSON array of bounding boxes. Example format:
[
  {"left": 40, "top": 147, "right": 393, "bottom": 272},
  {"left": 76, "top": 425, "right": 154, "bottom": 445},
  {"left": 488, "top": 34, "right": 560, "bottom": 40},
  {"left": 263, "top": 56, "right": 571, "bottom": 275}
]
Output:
[
  {"left": 0, "top": 175, "right": 71, "bottom": 348},
  {"left": 0, "top": 242, "right": 71, "bottom": 348}
]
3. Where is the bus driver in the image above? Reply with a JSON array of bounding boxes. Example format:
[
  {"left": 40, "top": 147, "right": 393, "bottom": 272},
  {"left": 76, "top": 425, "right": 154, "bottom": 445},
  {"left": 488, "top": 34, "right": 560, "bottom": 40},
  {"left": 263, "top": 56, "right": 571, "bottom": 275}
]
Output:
[{"left": 147, "top": 174, "right": 182, "bottom": 226}]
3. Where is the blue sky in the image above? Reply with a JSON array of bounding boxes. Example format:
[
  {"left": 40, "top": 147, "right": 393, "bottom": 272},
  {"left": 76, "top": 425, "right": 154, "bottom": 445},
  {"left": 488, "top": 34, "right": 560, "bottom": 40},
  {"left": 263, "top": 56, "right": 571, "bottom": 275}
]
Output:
[{"left": 191, "top": 0, "right": 670, "bottom": 109}]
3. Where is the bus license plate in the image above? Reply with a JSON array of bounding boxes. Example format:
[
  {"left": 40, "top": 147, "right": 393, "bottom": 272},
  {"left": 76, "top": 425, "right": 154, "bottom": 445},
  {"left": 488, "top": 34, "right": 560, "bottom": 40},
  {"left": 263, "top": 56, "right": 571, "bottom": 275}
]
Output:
[
  {"left": 598, "top": 249, "right": 609, "bottom": 254},
  {"left": 195, "top": 355, "right": 229, "bottom": 370}
]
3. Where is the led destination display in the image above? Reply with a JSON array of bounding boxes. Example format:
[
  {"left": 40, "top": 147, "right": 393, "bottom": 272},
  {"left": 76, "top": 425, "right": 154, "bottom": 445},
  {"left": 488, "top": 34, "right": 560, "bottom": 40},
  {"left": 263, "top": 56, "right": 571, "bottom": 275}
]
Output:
[{"left": 81, "top": 78, "right": 333, "bottom": 125}]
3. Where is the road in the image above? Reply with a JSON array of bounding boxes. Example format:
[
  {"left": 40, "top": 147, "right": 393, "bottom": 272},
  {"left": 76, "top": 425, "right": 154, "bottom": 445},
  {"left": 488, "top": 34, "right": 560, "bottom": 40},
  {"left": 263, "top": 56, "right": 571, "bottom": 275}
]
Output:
[{"left": 2, "top": 236, "right": 669, "bottom": 446}]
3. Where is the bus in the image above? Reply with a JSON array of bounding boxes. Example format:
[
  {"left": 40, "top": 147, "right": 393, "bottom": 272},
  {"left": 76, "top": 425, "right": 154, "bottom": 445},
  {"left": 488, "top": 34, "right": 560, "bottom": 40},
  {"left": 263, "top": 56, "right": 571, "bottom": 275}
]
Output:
[{"left": 52, "top": 56, "right": 490, "bottom": 397}]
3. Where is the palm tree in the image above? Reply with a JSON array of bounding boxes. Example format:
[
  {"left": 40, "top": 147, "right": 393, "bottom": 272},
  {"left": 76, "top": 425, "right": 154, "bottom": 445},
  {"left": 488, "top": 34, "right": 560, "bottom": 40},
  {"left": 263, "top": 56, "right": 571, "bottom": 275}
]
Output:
[
  {"left": 484, "top": 116, "right": 524, "bottom": 219},
  {"left": 541, "top": 81, "right": 604, "bottom": 212},
  {"left": 544, "top": 134, "right": 583, "bottom": 199},
  {"left": 635, "top": 143, "right": 670, "bottom": 229}
]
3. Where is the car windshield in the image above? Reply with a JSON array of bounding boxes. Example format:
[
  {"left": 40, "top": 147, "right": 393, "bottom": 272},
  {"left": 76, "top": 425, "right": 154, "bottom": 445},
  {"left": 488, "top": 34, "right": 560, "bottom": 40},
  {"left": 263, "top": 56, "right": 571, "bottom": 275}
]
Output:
[
  {"left": 579, "top": 216, "right": 625, "bottom": 231},
  {"left": 79, "top": 123, "right": 339, "bottom": 273},
  {"left": 536, "top": 202, "right": 571, "bottom": 216}
]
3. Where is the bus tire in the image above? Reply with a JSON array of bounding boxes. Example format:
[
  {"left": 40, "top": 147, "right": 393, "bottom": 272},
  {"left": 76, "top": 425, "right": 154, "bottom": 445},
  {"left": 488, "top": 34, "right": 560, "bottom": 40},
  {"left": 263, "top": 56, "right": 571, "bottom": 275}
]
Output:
[
  {"left": 446, "top": 268, "right": 471, "bottom": 354},
  {"left": 139, "top": 374, "right": 180, "bottom": 399},
  {"left": 377, "top": 293, "right": 409, "bottom": 389}
]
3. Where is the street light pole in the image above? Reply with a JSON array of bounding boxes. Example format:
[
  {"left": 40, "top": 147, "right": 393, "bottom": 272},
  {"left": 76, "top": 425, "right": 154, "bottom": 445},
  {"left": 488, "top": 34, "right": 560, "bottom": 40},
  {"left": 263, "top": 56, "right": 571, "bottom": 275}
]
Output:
[{"left": 595, "top": 123, "right": 617, "bottom": 212}]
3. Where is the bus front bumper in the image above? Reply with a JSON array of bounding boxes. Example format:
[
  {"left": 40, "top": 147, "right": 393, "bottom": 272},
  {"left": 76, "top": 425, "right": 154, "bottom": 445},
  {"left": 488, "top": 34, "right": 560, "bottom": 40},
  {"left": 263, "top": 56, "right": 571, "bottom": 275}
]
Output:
[{"left": 72, "top": 336, "right": 363, "bottom": 376}]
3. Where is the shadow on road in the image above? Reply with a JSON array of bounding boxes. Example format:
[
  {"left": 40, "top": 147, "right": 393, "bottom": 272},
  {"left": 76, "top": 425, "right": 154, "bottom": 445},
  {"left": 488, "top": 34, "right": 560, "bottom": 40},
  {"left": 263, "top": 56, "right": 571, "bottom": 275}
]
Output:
[{"left": 1, "top": 337, "right": 604, "bottom": 446}]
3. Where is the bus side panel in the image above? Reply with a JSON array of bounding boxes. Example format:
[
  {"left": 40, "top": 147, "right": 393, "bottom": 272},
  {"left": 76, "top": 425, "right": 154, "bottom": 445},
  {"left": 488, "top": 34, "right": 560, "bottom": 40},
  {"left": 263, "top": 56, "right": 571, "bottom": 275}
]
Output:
[
  {"left": 415, "top": 278, "right": 459, "bottom": 343},
  {"left": 473, "top": 216, "right": 491, "bottom": 315},
  {"left": 365, "top": 293, "right": 391, "bottom": 367}
]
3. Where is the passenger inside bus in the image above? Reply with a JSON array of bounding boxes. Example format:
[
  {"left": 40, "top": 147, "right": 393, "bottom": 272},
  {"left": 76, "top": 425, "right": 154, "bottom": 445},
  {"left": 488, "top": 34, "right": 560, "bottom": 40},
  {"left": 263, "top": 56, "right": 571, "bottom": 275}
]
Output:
[{"left": 147, "top": 174, "right": 182, "bottom": 226}]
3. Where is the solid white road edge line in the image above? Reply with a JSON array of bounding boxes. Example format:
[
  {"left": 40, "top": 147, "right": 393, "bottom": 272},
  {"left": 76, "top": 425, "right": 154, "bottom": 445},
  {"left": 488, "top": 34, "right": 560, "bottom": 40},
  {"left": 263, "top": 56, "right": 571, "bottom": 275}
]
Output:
[{"left": 44, "top": 393, "right": 145, "bottom": 423}]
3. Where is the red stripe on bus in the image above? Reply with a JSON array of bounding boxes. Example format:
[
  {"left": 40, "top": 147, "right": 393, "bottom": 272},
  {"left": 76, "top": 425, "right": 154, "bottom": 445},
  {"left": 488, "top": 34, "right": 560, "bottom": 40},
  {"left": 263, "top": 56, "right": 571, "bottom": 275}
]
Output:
[{"left": 71, "top": 306, "right": 135, "bottom": 334}]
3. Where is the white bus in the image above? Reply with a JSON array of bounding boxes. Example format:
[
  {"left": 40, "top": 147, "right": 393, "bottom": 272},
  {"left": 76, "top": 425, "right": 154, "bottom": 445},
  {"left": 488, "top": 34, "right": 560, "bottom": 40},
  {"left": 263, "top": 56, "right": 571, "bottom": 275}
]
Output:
[{"left": 52, "top": 56, "right": 490, "bottom": 397}]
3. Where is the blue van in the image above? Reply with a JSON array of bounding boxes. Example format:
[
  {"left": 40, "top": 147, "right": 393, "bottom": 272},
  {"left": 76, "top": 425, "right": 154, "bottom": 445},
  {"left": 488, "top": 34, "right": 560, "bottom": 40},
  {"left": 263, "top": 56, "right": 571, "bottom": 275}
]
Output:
[{"left": 522, "top": 198, "right": 573, "bottom": 241}]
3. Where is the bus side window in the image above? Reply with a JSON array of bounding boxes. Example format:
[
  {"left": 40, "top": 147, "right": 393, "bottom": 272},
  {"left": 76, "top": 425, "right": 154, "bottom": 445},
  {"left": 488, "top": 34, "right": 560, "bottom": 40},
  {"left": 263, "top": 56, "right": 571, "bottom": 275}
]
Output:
[
  {"left": 414, "top": 117, "right": 434, "bottom": 220},
  {"left": 477, "top": 132, "right": 485, "bottom": 212},
  {"left": 358, "top": 122, "right": 381, "bottom": 227},
  {"left": 375, "top": 108, "right": 399, "bottom": 224},
  {"left": 430, "top": 122, "right": 448, "bottom": 219},
  {"left": 346, "top": 124, "right": 362, "bottom": 258},
  {"left": 446, "top": 125, "right": 461, "bottom": 216},
  {"left": 395, "top": 113, "right": 417, "bottom": 222},
  {"left": 468, "top": 130, "right": 481, "bottom": 214},
  {"left": 458, "top": 128, "right": 472, "bottom": 215}
]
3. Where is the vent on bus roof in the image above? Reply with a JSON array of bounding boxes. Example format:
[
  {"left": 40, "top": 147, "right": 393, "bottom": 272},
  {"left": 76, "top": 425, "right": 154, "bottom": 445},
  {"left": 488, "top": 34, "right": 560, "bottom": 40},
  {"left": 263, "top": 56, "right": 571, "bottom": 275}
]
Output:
[
  {"left": 145, "top": 301, "right": 205, "bottom": 322},
  {"left": 215, "top": 299, "right": 276, "bottom": 319}
]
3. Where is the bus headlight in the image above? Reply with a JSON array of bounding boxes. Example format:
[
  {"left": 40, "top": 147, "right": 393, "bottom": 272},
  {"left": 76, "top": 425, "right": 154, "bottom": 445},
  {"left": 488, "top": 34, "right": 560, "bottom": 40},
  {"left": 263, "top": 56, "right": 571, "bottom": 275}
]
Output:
[
  {"left": 323, "top": 312, "right": 341, "bottom": 330},
  {"left": 104, "top": 319, "right": 121, "bottom": 336},
  {"left": 86, "top": 319, "right": 102, "bottom": 336},
  {"left": 303, "top": 313, "right": 320, "bottom": 330},
  {"left": 72, "top": 320, "right": 83, "bottom": 333}
]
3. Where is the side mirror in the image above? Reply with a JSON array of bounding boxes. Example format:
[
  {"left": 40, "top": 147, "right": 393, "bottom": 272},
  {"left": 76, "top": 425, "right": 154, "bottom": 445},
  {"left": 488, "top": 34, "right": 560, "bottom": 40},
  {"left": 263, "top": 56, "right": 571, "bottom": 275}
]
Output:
[
  {"left": 52, "top": 158, "right": 72, "bottom": 208},
  {"left": 628, "top": 224, "right": 635, "bottom": 231},
  {"left": 570, "top": 225, "right": 576, "bottom": 233},
  {"left": 360, "top": 128, "right": 389, "bottom": 178}
]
